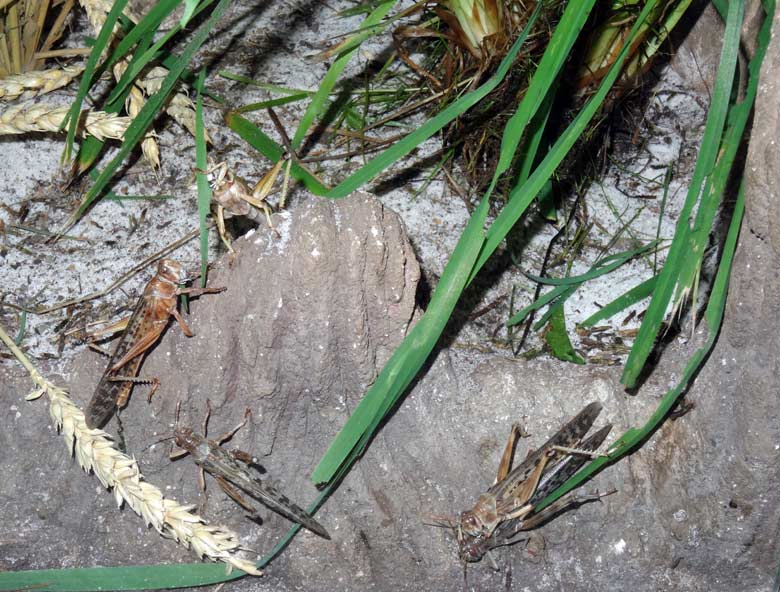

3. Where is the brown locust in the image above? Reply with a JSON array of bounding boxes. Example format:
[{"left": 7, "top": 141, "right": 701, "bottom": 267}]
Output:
[
  {"left": 430, "top": 402, "right": 614, "bottom": 565},
  {"left": 85, "top": 259, "right": 223, "bottom": 429}
]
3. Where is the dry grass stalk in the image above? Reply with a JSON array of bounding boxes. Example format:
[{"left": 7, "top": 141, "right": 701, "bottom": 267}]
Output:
[
  {"left": 0, "top": 322, "right": 263, "bottom": 577},
  {"left": 0, "top": 0, "right": 80, "bottom": 76},
  {"left": 0, "top": 101, "right": 130, "bottom": 139},
  {"left": 0, "top": 64, "right": 84, "bottom": 101}
]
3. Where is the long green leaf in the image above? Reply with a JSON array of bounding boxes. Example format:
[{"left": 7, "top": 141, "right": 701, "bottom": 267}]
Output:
[
  {"left": 621, "top": 0, "right": 743, "bottom": 388},
  {"left": 507, "top": 240, "right": 660, "bottom": 326},
  {"left": 62, "top": 0, "right": 129, "bottom": 162},
  {"left": 579, "top": 275, "right": 658, "bottom": 328},
  {"left": 538, "top": 0, "right": 774, "bottom": 512},
  {"left": 291, "top": 1, "right": 395, "bottom": 149},
  {"left": 311, "top": 193, "right": 490, "bottom": 483},
  {"left": 195, "top": 69, "right": 210, "bottom": 286},
  {"left": 75, "top": 28, "right": 156, "bottom": 176}
]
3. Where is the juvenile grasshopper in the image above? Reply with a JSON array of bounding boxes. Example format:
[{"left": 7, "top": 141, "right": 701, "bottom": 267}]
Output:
[
  {"left": 430, "top": 402, "right": 613, "bottom": 564},
  {"left": 173, "top": 404, "right": 330, "bottom": 540},
  {"left": 85, "top": 259, "right": 224, "bottom": 429},
  {"left": 204, "top": 160, "right": 283, "bottom": 254}
]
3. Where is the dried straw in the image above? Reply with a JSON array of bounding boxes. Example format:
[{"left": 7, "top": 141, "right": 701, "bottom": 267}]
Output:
[
  {"left": 0, "top": 65, "right": 84, "bottom": 102},
  {"left": 0, "top": 324, "right": 262, "bottom": 577},
  {"left": 0, "top": 101, "right": 130, "bottom": 140}
]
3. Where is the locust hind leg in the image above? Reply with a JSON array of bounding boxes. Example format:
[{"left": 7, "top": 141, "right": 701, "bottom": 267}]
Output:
[
  {"left": 107, "top": 375, "right": 161, "bottom": 406},
  {"left": 495, "top": 423, "right": 528, "bottom": 484},
  {"left": 214, "top": 204, "right": 235, "bottom": 255}
]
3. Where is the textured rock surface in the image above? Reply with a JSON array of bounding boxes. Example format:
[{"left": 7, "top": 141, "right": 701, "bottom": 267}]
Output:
[{"left": 2, "top": 7, "right": 779, "bottom": 592}]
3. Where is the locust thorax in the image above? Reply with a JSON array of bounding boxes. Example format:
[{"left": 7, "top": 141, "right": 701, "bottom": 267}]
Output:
[{"left": 460, "top": 493, "right": 499, "bottom": 536}]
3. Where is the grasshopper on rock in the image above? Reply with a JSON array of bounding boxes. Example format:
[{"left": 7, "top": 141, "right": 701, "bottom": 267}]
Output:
[
  {"left": 85, "top": 259, "right": 224, "bottom": 429},
  {"left": 430, "top": 402, "right": 614, "bottom": 565},
  {"left": 172, "top": 402, "right": 330, "bottom": 540},
  {"left": 204, "top": 160, "right": 284, "bottom": 253}
]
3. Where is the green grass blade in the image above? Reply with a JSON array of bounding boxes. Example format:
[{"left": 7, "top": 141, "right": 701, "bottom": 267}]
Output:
[
  {"left": 523, "top": 240, "right": 661, "bottom": 287},
  {"left": 506, "top": 284, "right": 571, "bottom": 327},
  {"left": 0, "top": 563, "right": 242, "bottom": 591},
  {"left": 507, "top": 240, "right": 660, "bottom": 326},
  {"left": 180, "top": 0, "right": 199, "bottom": 25},
  {"left": 62, "top": 0, "right": 129, "bottom": 162},
  {"left": 65, "top": 0, "right": 232, "bottom": 228},
  {"left": 291, "top": 0, "right": 395, "bottom": 149},
  {"left": 579, "top": 275, "right": 658, "bottom": 328},
  {"left": 224, "top": 112, "right": 330, "bottom": 194},
  {"left": 621, "top": 0, "right": 743, "bottom": 388},
  {"left": 469, "top": 0, "right": 660, "bottom": 284},
  {"left": 74, "top": 30, "right": 156, "bottom": 176},
  {"left": 104, "top": 0, "right": 181, "bottom": 78},
  {"left": 195, "top": 69, "right": 210, "bottom": 286}
]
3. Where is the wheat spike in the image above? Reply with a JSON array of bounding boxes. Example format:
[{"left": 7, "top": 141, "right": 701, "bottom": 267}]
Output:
[
  {"left": 139, "top": 66, "right": 210, "bottom": 142},
  {"left": 0, "top": 101, "right": 130, "bottom": 140},
  {"left": 0, "top": 323, "right": 263, "bottom": 577},
  {"left": 79, "top": 0, "right": 140, "bottom": 34},
  {"left": 0, "top": 65, "right": 84, "bottom": 102},
  {"left": 114, "top": 61, "right": 160, "bottom": 168}
]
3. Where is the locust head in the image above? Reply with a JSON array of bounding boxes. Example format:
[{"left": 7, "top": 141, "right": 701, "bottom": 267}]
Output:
[
  {"left": 456, "top": 493, "right": 500, "bottom": 562},
  {"left": 157, "top": 259, "right": 187, "bottom": 285}
]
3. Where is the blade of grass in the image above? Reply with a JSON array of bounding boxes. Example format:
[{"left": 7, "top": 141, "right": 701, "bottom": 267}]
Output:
[
  {"left": 579, "top": 275, "right": 658, "bottom": 328},
  {"left": 223, "top": 114, "right": 330, "bottom": 194},
  {"left": 522, "top": 239, "right": 661, "bottom": 287},
  {"left": 291, "top": 0, "right": 395, "bottom": 149},
  {"left": 507, "top": 240, "right": 660, "bottom": 326},
  {"left": 195, "top": 69, "right": 210, "bottom": 286},
  {"left": 75, "top": 29, "right": 156, "bottom": 176},
  {"left": 61, "top": 0, "right": 128, "bottom": 162},
  {"left": 621, "top": 0, "right": 743, "bottom": 388}
]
